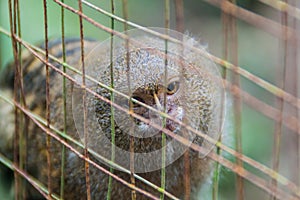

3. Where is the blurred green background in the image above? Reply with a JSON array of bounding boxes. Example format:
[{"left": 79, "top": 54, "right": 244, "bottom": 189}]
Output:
[{"left": 0, "top": 0, "right": 282, "bottom": 199}]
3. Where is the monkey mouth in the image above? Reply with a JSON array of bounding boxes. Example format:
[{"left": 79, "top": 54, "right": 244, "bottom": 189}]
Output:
[
  {"left": 123, "top": 89, "right": 185, "bottom": 138},
  {"left": 166, "top": 106, "right": 184, "bottom": 133}
]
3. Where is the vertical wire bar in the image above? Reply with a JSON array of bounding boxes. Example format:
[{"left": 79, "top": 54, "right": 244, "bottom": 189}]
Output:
[
  {"left": 8, "top": 0, "right": 21, "bottom": 198},
  {"left": 11, "top": 1, "right": 22, "bottom": 199},
  {"left": 107, "top": 0, "right": 116, "bottom": 199},
  {"left": 270, "top": 1, "right": 288, "bottom": 199},
  {"left": 174, "top": 0, "right": 184, "bottom": 33},
  {"left": 213, "top": 2, "right": 229, "bottom": 200},
  {"left": 77, "top": 1, "right": 91, "bottom": 199},
  {"left": 121, "top": 1, "right": 136, "bottom": 199},
  {"left": 60, "top": 0, "right": 67, "bottom": 198},
  {"left": 296, "top": 0, "right": 300, "bottom": 191},
  {"left": 291, "top": 2, "right": 299, "bottom": 193},
  {"left": 284, "top": 0, "right": 300, "bottom": 192},
  {"left": 15, "top": 0, "right": 28, "bottom": 198},
  {"left": 224, "top": 0, "right": 244, "bottom": 199},
  {"left": 231, "top": 17, "right": 244, "bottom": 200},
  {"left": 286, "top": 1, "right": 300, "bottom": 194},
  {"left": 161, "top": 1, "right": 170, "bottom": 200},
  {"left": 283, "top": 0, "right": 300, "bottom": 193},
  {"left": 43, "top": 0, "right": 52, "bottom": 198},
  {"left": 173, "top": 1, "right": 191, "bottom": 199},
  {"left": 212, "top": 112, "right": 222, "bottom": 200},
  {"left": 13, "top": 4, "right": 21, "bottom": 189},
  {"left": 13, "top": 0, "right": 28, "bottom": 198}
]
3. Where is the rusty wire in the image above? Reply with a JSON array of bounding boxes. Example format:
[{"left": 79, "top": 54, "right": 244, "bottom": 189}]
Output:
[{"left": 0, "top": 0, "right": 299, "bottom": 199}]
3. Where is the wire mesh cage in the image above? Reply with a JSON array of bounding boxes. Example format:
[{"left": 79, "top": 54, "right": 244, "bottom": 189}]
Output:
[{"left": 0, "top": 0, "right": 299, "bottom": 199}]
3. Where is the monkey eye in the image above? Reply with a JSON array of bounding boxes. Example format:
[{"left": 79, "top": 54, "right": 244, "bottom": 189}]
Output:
[{"left": 166, "top": 81, "right": 180, "bottom": 95}]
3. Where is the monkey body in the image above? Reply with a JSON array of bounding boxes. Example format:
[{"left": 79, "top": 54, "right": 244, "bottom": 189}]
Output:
[{"left": 0, "top": 30, "right": 221, "bottom": 199}]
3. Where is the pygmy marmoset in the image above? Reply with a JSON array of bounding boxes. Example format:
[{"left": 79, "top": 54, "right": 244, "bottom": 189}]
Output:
[{"left": 0, "top": 28, "right": 225, "bottom": 199}]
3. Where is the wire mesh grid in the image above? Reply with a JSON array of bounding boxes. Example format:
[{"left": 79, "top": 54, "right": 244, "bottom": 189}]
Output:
[{"left": 0, "top": 0, "right": 299, "bottom": 199}]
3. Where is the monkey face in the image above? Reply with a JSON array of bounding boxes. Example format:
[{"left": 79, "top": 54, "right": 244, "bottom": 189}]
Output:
[{"left": 72, "top": 28, "right": 225, "bottom": 172}]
